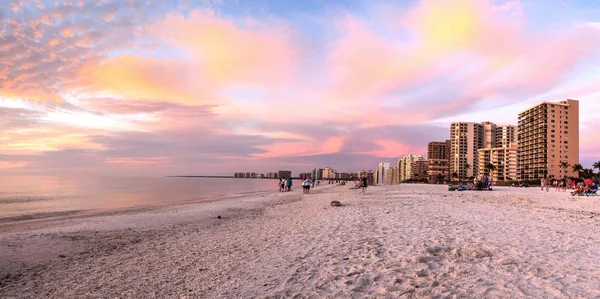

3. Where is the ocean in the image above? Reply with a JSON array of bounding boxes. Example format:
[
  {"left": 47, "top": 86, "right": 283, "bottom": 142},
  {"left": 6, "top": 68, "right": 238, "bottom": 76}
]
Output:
[{"left": 0, "top": 176, "right": 304, "bottom": 221}]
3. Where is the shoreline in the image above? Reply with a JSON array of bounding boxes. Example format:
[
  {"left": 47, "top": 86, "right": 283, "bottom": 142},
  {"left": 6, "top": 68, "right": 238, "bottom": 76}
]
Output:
[
  {"left": 2, "top": 184, "right": 600, "bottom": 298},
  {"left": 0, "top": 185, "right": 296, "bottom": 227}
]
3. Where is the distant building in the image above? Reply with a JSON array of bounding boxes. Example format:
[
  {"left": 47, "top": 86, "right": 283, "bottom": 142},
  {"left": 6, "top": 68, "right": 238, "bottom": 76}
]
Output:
[
  {"left": 278, "top": 170, "right": 292, "bottom": 179},
  {"left": 234, "top": 173, "right": 239, "bottom": 178},
  {"left": 250, "top": 173, "right": 258, "bottom": 178},
  {"left": 397, "top": 155, "right": 424, "bottom": 182},
  {"left": 482, "top": 121, "right": 497, "bottom": 148},
  {"left": 322, "top": 167, "right": 337, "bottom": 180},
  {"left": 376, "top": 162, "right": 390, "bottom": 185},
  {"left": 427, "top": 140, "right": 450, "bottom": 182},
  {"left": 450, "top": 122, "right": 484, "bottom": 179},
  {"left": 478, "top": 147, "right": 517, "bottom": 182},
  {"left": 299, "top": 173, "right": 311, "bottom": 179},
  {"left": 311, "top": 168, "right": 323, "bottom": 180},
  {"left": 518, "top": 99, "right": 579, "bottom": 180},
  {"left": 410, "top": 160, "right": 429, "bottom": 180},
  {"left": 496, "top": 125, "right": 518, "bottom": 149},
  {"left": 337, "top": 173, "right": 353, "bottom": 180},
  {"left": 385, "top": 167, "right": 399, "bottom": 185},
  {"left": 245, "top": 172, "right": 251, "bottom": 178}
]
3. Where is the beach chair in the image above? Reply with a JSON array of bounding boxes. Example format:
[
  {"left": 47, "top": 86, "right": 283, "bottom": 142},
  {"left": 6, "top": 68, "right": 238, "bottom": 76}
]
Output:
[{"left": 587, "top": 185, "right": 598, "bottom": 196}]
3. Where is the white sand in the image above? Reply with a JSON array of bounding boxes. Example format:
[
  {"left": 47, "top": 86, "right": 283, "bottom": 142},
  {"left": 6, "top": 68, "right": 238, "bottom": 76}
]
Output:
[{"left": 2, "top": 184, "right": 600, "bottom": 298}]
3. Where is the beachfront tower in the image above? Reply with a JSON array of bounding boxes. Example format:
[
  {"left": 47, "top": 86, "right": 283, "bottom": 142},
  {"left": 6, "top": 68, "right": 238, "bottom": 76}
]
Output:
[
  {"left": 427, "top": 140, "right": 450, "bottom": 182},
  {"left": 397, "top": 154, "right": 424, "bottom": 182},
  {"left": 482, "top": 121, "right": 497, "bottom": 148},
  {"left": 517, "top": 99, "right": 579, "bottom": 180},
  {"left": 376, "top": 162, "right": 390, "bottom": 185},
  {"left": 450, "top": 122, "right": 484, "bottom": 179},
  {"left": 478, "top": 147, "right": 517, "bottom": 182},
  {"left": 496, "top": 125, "right": 518, "bottom": 149}
]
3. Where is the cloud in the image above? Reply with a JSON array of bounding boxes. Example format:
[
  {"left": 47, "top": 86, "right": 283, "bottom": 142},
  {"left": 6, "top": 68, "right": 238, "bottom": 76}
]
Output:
[
  {"left": 1, "top": 0, "right": 599, "bottom": 175},
  {"left": 0, "top": 1, "right": 155, "bottom": 102},
  {"left": 322, "top": 0, "right": 600, "bottom": 125}
]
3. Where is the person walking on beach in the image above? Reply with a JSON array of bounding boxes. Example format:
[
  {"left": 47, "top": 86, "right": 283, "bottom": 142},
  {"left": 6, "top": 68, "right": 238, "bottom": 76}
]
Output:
[
  {"left": 279, "top": 178, "right": 285, "bottom": 192},
  {"left": 286, "top": 177, "right": 292, "bottom": 192},
  {"left": 360, "top": 176, "right": 368, "bottom": 194},
  {"left": 302, "top": 178, "right": 313, "bottom": 194},
  {"left": 541, "top": 178, "right": 546, "bottom": 191}
]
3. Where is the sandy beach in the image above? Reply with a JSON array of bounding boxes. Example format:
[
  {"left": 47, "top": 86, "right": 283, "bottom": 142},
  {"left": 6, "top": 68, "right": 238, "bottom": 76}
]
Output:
[{"left": 2, "top": 184, "right": 600, "bottom": 298}]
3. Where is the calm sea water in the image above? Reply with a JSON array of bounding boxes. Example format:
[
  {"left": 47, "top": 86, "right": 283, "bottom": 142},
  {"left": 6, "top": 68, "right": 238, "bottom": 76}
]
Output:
[{"left": 0, "top": 176, "right": 301, "bottom": 221}]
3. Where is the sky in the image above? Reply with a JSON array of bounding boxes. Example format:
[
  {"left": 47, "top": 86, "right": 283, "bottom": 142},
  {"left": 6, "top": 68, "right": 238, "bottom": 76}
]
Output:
[{"left": 1, "top": 0, "right": 600, "bottom": 176}]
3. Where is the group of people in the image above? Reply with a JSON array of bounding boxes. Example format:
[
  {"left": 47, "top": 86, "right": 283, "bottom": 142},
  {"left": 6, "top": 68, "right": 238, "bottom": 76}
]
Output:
[
  {"left": 540, "top": 178, "right": 570, "bottom": 192},
  {"left": 570, "top": 179, "right": 599, "bottom": 196},
  {"left": 539, "top": 177, "right": 599, "bottom": 196},
  {"left": 473, "top": 175, "right": 491, "bottom": 191},
  {"left": 278, "top": 177, "right": 293, "bottom": 192},
  {"left": 278, "top": 178, "right": 320, "bottom": 194}
]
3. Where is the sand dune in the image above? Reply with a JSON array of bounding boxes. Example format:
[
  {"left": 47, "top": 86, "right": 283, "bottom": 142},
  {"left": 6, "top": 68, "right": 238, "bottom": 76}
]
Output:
[{"left": 2, "top": 184, "right": 600, "bottom": 298}]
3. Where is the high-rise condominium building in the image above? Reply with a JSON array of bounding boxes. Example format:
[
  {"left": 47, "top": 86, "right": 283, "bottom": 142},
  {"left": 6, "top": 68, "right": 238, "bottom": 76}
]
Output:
[
  {"left": 496, "top": 125, "right": 518, "bottom": 149},
  {"left": 376, "top": 162, "right": 390, "bottom": 185},
  {"left": 482, "top": 121, "right": 497, "bottom": 148},
  {"left": 517, "top": 99, "right": 579, "bottom": 180},
  {"left": 410, "top": 160, "right": 429, "bottom": 180},
  {"left": 450, "top": 122, "right": 483, "bottom": 179},
  {"left": 311, "top": 168, "right": 323, "bottom": 180},
  {"left": 385, "top": 167, "right": 398, "bottom": 185},
  {"left": 373, "top": 168, "right": 380, "bottom": 185},
  {"left": 322, "top": 167, "right": 336, "bottom": 179},
  {"left": 427, "top": 140, "right": 450, "bottom": 182},
  {"left": 397, "top": 154, "right": 424, "bottom": 181},
  {"left": 478, "top": 147, "right": 517, "bottom": 182}
]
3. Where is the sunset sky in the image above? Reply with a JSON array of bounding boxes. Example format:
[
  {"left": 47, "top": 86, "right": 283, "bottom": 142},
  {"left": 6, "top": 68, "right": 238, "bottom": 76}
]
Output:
[{"left": 1, "top": 0, "right": 600, "bottom": 176}]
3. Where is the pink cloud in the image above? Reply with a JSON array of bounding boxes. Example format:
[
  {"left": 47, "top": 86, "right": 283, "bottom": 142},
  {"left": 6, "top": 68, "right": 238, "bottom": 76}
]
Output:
[
  {"left": 151, "top": 9, "right": 298, "bottom": 88},
  {"left": 322, "top": 0, "right": 600, "bottom": 126}
]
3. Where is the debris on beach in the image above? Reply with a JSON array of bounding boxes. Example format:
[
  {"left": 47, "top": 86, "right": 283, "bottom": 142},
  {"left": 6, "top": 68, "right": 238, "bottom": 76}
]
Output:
[{"left": 330, "top": 201, "right": 342, "bottom": 207}]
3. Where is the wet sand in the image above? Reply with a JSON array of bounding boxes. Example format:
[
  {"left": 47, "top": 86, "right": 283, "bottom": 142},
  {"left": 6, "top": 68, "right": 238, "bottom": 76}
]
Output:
[{"left": 1, "top": 184, "right": 600, "bottom": 298}]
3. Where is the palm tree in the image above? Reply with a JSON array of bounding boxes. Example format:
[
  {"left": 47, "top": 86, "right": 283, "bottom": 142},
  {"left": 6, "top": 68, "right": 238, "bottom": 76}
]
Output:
[
  {"left": 451, "top": 172, "right": 459, "bottom": 181},
  {"left": 464, "top": 163, "right": 471, "bottom": 179},
  {"left": 559, "top": 161, "right": 571, "bottom": 179},
  {"left": 572, "top": 163, "right": 584, "bottom": 178},
  {"left": 593, "top": 161, "right": 600, "bottom": 176},
  {"left": 582, "top": 168, "right": 594, "bottom": 179},
  {"left": 484, "top": 163, "right": 497, "bottom": 181}
]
